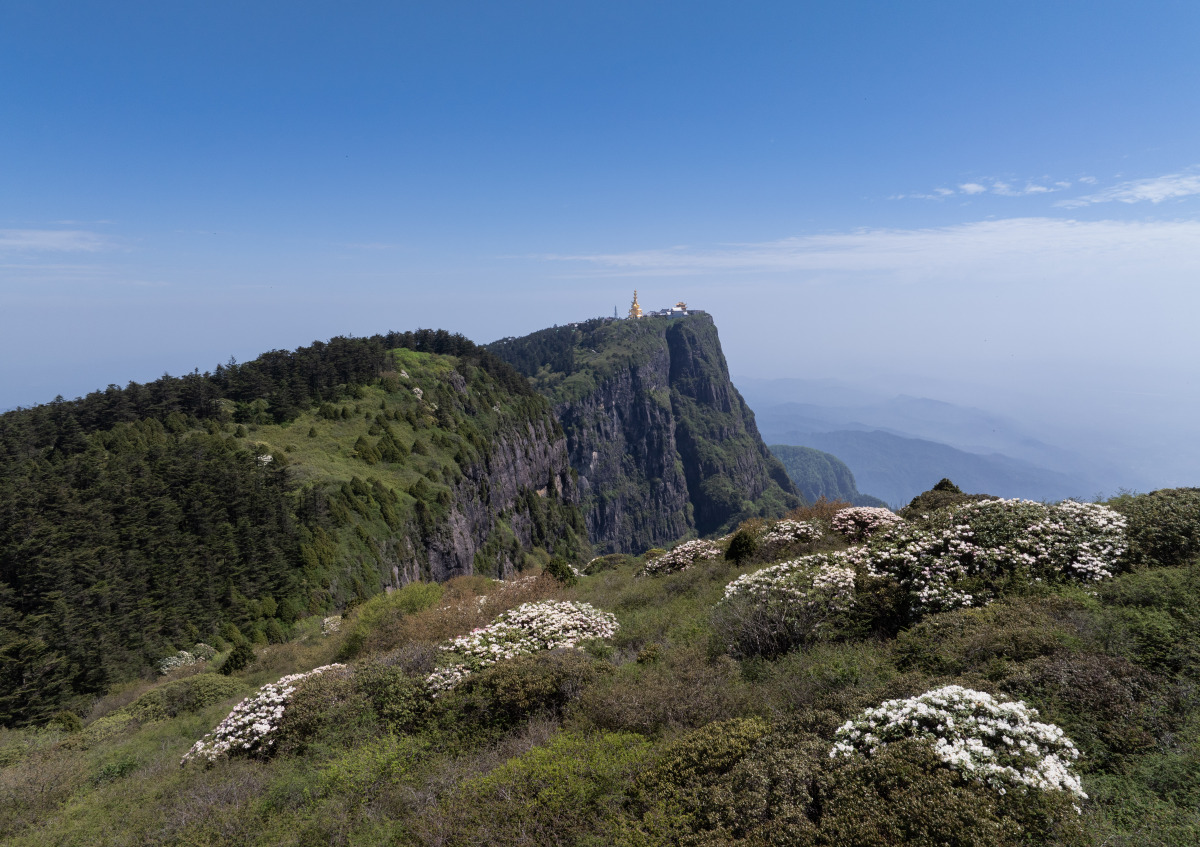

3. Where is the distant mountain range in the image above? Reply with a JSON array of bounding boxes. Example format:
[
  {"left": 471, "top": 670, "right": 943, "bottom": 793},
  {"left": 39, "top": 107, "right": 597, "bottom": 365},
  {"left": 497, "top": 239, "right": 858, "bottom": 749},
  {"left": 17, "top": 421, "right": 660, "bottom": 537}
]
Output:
[{"left": 738, "top": 377, "right": 1131, "bottom": 507}]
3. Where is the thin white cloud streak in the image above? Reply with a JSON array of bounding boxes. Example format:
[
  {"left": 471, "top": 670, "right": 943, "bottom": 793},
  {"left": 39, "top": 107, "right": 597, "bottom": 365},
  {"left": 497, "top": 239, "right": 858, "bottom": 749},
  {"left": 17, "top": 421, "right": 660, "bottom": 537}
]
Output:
[
  {"left": 540, "top": 217, "right": 1200, "bottom": 280},
  {"left": 0, "top": 229, "right": 110, "bottom": 254},
  {"left": 1058, "top": 170, "right": 1200, "bottom": 207}
]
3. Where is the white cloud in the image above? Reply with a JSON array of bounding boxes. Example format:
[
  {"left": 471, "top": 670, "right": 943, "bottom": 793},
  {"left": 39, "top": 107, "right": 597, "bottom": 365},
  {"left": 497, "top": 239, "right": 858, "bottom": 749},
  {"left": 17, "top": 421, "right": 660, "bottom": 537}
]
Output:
[
  {"left": 959, "top": 183, "right": 986, "bottom": 195},
  {"left": 540, "top": 217, "right": 1200, "bottom": 280},
  {"left": 0, "top": 229, "right": 110, "bottom": 254},
  {"left": 1058, "top": 169, "right": 1200, "bottom": 208}
]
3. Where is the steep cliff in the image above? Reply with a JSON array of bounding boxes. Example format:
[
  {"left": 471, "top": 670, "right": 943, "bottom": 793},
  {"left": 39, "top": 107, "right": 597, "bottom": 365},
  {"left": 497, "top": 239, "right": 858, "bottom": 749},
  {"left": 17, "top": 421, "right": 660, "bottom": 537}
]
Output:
[{"left": 489, "top": 314, "right": 798, "bottom": 553}]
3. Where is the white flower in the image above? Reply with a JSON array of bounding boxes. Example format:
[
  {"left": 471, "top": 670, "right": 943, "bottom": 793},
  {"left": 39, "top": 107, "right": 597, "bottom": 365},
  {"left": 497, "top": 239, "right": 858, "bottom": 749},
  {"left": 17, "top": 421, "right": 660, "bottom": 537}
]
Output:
[
  {"left": 641, "top": 539, "right": 722, "bottom": 576},
  {"left": 831, "top": 685, "right": 1086, "bottom": 803},
  {"left": 182, "top": 664, "right": 346, "bottom": 764}
]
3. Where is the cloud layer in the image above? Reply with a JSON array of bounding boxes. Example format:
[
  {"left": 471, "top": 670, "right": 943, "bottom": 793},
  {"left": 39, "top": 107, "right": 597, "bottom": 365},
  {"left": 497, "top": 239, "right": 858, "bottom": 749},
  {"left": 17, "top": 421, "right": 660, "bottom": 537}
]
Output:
[
  {"left": 1057, "top": 170, "right": 1200, "bottom": 207},
  {"left": 543, "top": 217, "right": 1200, "bottom": 280},
  {"left": 0, "top": 229, "right": 110, "bottom": 254}
]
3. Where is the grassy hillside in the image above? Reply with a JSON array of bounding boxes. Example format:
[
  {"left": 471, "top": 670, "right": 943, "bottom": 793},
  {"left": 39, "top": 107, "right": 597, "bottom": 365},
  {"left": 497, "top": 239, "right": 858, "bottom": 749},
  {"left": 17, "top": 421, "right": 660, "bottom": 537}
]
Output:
[
  {"left": 5, "top": 487, "right": 1200, "bottom": 845},
  {"left": 0, "top": 333, "right": 587, "bottom": 726}
]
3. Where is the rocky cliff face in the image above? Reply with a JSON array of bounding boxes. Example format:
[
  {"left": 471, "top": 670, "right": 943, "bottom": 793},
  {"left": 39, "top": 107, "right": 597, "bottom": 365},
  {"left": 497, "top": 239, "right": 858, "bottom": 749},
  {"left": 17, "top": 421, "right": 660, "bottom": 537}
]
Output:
[
  {"left": 489, "top": 314, "right": 798, "bottom": 553},
  {"left": 417, "top": 417, "right": 583, "bottom": 583}
]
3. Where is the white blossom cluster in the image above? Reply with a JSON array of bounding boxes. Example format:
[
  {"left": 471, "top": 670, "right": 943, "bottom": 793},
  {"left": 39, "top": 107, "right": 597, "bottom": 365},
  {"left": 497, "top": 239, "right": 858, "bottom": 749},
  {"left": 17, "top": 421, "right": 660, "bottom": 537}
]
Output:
[
  {"left": 182, "top": 664, "right": 346, "bottom": 764},
  {"left": 321, "top": 615, "right": 342, "bottom": 636},
  {"left": 157, "top": 643, "right": 217, "bottom": 675},
  {"left": 842, "top": 498, "right": 1128, "bottom": 614},
  {"left": 426, "top": 600, "right": 618, "bottom": 693},
  {"left": 721, "top": 553, "right": 856, "bottom": 613},
  {"left": 832, "top": 506, "right": 905, "bottom": 541},
  {"left": 761, "top": 519, "right": 824, "bottom": 546},
  {"left": 831, "top": 685, "right": 1086, "bottom": 803},
  {"left": 641, "top": 539, "right": 722, "bottom": 576}
]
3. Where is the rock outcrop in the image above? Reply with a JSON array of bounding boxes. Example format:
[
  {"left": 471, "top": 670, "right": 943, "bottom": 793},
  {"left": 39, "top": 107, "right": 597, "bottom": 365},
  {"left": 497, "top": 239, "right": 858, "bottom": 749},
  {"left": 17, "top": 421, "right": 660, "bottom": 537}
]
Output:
[{"left": 489, "top": 314, "right": 798, "bottom": 553}]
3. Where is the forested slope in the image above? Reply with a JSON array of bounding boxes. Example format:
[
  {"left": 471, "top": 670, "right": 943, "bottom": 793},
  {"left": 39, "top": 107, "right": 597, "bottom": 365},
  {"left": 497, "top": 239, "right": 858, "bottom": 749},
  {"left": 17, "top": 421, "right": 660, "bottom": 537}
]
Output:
[
  {"left": 0, "top": 331, "right": 586, "bottom": 725},
  {"left": 768, "top": 443, "right": 887, "bottom": 506}
]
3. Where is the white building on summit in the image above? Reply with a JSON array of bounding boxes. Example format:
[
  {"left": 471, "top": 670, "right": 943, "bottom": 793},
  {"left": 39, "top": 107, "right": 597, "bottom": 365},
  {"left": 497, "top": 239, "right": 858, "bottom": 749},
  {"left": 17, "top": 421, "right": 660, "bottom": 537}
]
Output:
[{"left": 627, "top": 291, "right": 704, "bottom": 318}]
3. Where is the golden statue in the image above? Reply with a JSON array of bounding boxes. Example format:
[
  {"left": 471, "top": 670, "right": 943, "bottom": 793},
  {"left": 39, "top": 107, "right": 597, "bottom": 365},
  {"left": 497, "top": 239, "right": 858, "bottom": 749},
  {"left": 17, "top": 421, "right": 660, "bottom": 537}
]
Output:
[{"left": 628, "top": 289, "right": 643, "bottom": 319}]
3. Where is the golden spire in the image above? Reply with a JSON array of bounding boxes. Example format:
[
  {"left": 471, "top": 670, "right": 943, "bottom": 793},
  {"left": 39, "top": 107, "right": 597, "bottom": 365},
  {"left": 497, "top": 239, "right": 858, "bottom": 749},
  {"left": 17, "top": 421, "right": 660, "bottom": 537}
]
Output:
[{"left": 628, "top": 289, "right": 643, "bottom": 319}]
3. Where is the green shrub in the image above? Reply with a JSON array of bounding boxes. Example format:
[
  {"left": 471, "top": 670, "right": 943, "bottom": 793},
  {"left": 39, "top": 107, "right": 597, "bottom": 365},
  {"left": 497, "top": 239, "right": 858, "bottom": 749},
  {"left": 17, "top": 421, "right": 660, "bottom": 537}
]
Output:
[
  {"left": 570, "top": 648, "right": 749, "bottom": 735},
  {"left": 893, "top": 598, "right": 1079, "bottom": 677},
  {"left": 352, "top": 659, "right": 432, "bottom": 733},
  {"left": 48, "top": 710, "right": 83, "bottom": 733},
  {"left": 997, "top": 652, "right": 1174, "bottom": 770},
  {"left": 338, "top": 581, "right": 445, "bottom": 660},
  {"left": 218, "top": 641, "right": 257, "bottom": 675},
  {"left": 585, "top": 553, "right": 634, "bottom": 575},
  {"left": 898, "top": 477, "right": 994, "bottom": 519},
  {"left": 545, "top": 555, "right": 578, "bottom": 586},
  {"left": 123, "top": 674, "right": 247, "bottom": 722},
  {"left": 621, "top": 722, "right": 828, "bottom": 846},
  {"left": 1098, "top": 565, "right": 1200, "bottom": 676},
  {"left": 273, "top": 668, "right": 379, "bottom": 756},
  {"left": 817, "top": 739, "right": 1085, "bottom": 846},
  {"left": 447, "top": 649, "right": 609, "bottom": 731},
  {"left": 636, "top": 716, "right": 770, "bottom": 802},
  {"left": 1111, "top": 488, "right": 1200, "bottom": 569},
  {"left": 725, "top": 529, "right": 759, "bottom": 565},
  {"left": 429, "top": 731, "right": 650, "bottom": 846}
]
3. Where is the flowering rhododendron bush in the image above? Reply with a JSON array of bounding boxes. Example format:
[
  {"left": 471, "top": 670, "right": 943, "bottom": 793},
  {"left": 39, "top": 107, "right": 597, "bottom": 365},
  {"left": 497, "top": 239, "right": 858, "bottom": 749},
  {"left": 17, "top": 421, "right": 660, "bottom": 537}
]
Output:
[
  {"left": 426, "top": 600, "right": 618, "bottom": 693},
  {"left": 182, "top": 664, "right": 346, "bottom": 764},
  {"left": 831, "top": 506, "right": 904, "bottom": 541},
  {"left": 831, "top": 685, "right": 1086, "bottom": 803},
  {"left": 844, "top": 498, "right": 1128, "bottom": 615},
  {"left": 760, "top": 518, "right": 823, "bottom": 546},
  {"left": 715, "top": 552, "right": 856, "bottom": 657},
  {"left": 641, "top": 539, "right": 721, "bottom": 576},
  {"left": 157, "top": 642, "right": 217, "bottom": 675}
]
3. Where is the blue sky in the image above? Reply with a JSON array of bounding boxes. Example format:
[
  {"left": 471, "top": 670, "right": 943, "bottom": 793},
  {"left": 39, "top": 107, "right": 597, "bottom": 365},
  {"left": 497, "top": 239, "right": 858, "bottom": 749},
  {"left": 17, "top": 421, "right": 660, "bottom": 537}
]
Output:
[{"left": 3, "top": 1, "right": 1199, "bottom": 485}]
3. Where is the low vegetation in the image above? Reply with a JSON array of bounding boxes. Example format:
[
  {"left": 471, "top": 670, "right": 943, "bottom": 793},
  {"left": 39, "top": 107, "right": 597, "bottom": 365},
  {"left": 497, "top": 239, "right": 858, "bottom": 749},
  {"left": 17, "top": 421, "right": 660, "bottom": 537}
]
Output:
[{"left": 3, "top": 487, "right": 1200, "bottom": 845}]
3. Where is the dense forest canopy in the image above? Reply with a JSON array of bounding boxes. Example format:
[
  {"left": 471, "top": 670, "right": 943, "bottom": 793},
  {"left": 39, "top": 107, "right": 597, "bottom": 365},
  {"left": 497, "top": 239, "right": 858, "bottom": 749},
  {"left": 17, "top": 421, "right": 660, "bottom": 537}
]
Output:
[{"left": 0, "top": 330, "right": 575, "bottom": 727}]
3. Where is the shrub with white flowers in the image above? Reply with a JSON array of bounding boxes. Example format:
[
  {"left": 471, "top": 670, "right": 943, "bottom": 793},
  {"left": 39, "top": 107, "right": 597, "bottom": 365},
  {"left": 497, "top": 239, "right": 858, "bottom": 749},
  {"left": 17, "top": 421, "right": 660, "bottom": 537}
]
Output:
[
  {"left": 722, "top": 552, "right": 856, "bottom": 610},
  {"left": 761, "top": 518, "right": 824, "bottom": 547},
  {"left": 641, "top": 539, "right": 722, "bottom": 576},
  {"left": 426, "top": 600, "right": 619, "bottom": 693},
  {"left": 843, "top": 498, "right": 1128, "bottom": 615},
  {"left": 182, "top": 664, "right": 346, "bottom": 764},
  {"left": 715, "top": 553, "right": 857, "bottom": 657},
  {"left": 831, "top": 685, "right": 1086, "bottom": 804},
  {"left": 321, "top": 615, "right": 342, "bottom": 636},
  {"left": 832, "top": 506, "right": 904, "bottom": 541},
  {"left": 157, "top": 643, "right": 217, "bottom": 675}
]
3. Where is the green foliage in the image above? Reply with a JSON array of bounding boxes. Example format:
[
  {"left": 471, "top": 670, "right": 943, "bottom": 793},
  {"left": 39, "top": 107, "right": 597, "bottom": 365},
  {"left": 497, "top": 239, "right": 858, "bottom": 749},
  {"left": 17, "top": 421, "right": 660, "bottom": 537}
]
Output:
[
  {"left": 545, "top": 555, "right": 578, "bottom": 586},
  {"left": 123, "top": 674, "right": 247, "bottom": 722},
  {"left": 430, "top": 731, "right": 651, "bottom": 846},
  {"left": 1110, "top": 487, "right": 1200, "bottom": 568},
  {"left": 899, "top": 477, "right": 994, "bottom": 518},
  {"left": 893, "top": 598, "right": 1080, "bottom": 677},
  {"left": 725, "top": 528, "right": 759, "bottom": 565},
  {"left": 337, "top": 581, "right": 444, "bottom": 661},
  {"left": 770, "top": 443, "right": 887, "bottom": 507},
  {"left": 817, "top": 740, "right": 1085, "bottom": 847},
  {"left": 218, "top": 641, "right": 256, "bottom": 675},
  {"left": 447, "top": 650, "right": 609, "bottom": 731}
]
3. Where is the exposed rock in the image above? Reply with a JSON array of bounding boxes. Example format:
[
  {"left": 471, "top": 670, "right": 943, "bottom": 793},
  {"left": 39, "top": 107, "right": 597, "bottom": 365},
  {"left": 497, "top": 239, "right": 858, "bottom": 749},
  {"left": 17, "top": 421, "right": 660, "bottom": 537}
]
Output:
[{"left": 490, "top": 314, "right": 798, "bottom": 553}]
